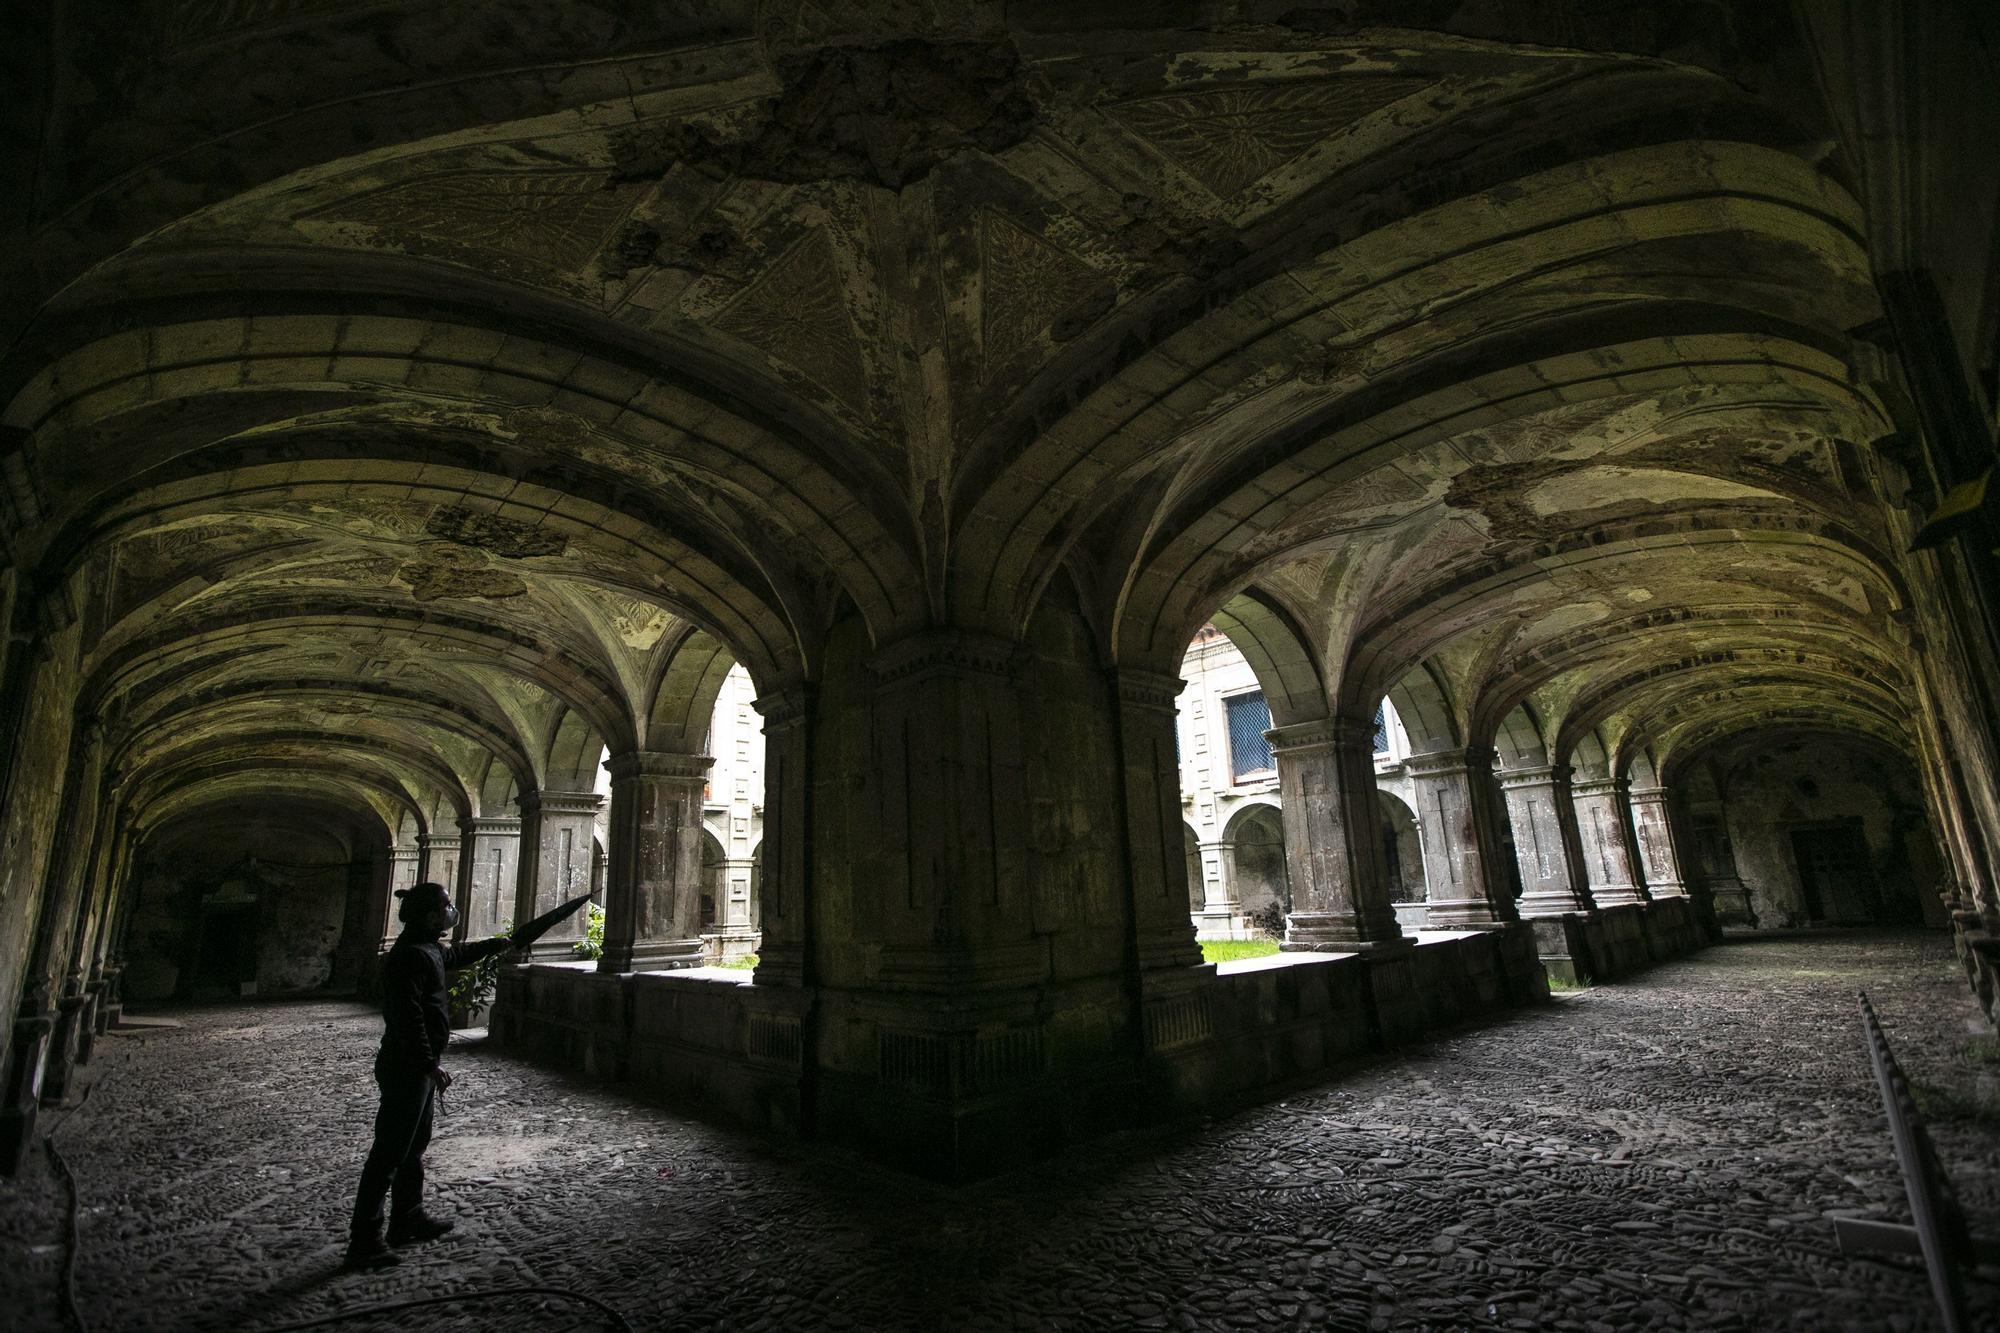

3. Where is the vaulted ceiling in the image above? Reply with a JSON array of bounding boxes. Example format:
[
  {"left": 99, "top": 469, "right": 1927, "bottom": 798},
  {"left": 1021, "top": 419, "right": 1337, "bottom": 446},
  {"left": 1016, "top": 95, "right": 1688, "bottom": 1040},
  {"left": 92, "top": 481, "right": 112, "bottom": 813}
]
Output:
[{"left": 0, "top": 2, "right": 1930, "bottom": 837}]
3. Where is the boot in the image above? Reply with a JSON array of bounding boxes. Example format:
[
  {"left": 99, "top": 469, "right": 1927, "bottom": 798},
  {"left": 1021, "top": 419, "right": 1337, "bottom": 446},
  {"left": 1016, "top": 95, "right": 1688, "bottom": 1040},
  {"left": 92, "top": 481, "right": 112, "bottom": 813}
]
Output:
[
  {"left": 343, "top": 1229, "right": 401, "bottom": 1269},
  {"left": 387, "top": 1210, "right": 455, "bottom": 1246}
]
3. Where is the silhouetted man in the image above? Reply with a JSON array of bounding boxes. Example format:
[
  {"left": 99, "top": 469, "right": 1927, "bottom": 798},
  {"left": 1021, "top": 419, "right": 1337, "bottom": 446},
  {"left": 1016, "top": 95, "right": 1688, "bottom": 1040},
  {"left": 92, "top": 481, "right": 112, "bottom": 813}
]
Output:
[{"left": 345, "top": 880, "right": 516, "bottom": 1267}]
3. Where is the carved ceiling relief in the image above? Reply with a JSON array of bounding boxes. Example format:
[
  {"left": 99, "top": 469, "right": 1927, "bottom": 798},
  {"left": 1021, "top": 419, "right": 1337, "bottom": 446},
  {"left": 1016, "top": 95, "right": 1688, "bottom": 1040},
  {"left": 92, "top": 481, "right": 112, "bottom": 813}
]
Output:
[
  {"left": 1107, "top": 76, "right": 1435, "bottom": 203},
  {"left": 710, "top": 228, "right": 874, "bottom": 420},
  {"left": 976, "top": 210, "right": 1117, "bottom": 382},
  {"left": 301, "top": 170, "right": 643, "bottom": 281}
]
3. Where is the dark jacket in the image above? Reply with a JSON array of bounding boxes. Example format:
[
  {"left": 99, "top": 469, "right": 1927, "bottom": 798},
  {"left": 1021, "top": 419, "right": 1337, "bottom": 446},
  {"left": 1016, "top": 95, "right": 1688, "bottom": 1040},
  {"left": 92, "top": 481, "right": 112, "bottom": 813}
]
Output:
[{"left": 375, "top": 930, "right": 511, "bottom": 1079}]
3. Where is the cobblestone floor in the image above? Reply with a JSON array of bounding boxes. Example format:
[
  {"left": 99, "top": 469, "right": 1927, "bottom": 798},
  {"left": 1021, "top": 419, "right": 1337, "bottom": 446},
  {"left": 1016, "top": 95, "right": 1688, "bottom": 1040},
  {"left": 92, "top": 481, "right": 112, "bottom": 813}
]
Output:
[{"left": 5, "top": 930, "right": 1998, "bottom": 1332}]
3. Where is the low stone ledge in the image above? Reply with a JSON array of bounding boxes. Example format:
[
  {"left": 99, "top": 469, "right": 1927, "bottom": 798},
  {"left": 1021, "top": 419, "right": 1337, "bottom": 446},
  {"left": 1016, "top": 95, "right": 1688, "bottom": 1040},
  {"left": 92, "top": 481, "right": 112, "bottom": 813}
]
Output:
[{"left": 490, "top": 928, "right": 1550, "bottom": 1180}]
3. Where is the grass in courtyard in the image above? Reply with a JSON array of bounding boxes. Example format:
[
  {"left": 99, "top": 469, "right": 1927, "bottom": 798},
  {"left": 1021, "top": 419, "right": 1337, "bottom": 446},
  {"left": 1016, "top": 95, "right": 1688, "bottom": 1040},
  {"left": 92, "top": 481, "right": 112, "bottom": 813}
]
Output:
[
  {"left": 1547, "top": 975, "right": 1591, "bottom": 992},
  {"left": 1913, "top": 1080, "right": 2000, "bottom": 1127},
  {"left": 721, "top": 953, "right": 759, "bottom": 970},
  {"left": 1202, "top": 939, "right": 1280, "bottom": 964}
]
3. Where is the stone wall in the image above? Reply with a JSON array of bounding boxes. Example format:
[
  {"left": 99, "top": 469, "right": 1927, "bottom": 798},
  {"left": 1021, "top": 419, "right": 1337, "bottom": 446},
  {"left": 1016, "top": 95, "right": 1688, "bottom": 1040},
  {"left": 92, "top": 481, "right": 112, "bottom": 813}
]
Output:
[
  {"left": 0, "top": 619, "right": 84, "bottom": 1098},
  {"left": 122, "top": 808, "right": 374, "bottom": 1001},
  {"left": 1717, "top": 739, "right": 1948, "bottom": 928}
]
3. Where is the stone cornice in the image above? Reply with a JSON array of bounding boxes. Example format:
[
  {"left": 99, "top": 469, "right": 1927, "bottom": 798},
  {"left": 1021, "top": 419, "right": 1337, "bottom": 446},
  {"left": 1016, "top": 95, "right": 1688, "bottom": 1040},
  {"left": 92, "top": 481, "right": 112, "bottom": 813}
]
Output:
[
  {"left": 1627, "top": 784, "right": 1672, "bottom": 804},
  {"left": 1265, "top": 715, "right": 1372, "bottom": 753},
  {"left": 1496, "top": 763, "right": 1567, "bottom": 790},
  {"left": 605, "top": 750, "right": 714, "bottom": 783},
  {"left": 463, "top": 816, "right": 522, "bottom": 834},
  {"left": 869, "top": 629, "right": 1021, "bottom": 688},
  {"left": 520, "top": 790, "right": 603, "bottom": 817},
  {"left": 1406, "top": 746, "right": 1496, "bottom": 778},
  {"left": 752, "top": 684, "right": 813, "bottom": 730},
  {"left": 1572, "top": 776, "right": 1629, "bottom": 798},
  {"left": 419, "top": 831, "right": 463, "bottom": 848},
  {"left": 1111, "top": 667, "right": 1185, "bottom": 714}
]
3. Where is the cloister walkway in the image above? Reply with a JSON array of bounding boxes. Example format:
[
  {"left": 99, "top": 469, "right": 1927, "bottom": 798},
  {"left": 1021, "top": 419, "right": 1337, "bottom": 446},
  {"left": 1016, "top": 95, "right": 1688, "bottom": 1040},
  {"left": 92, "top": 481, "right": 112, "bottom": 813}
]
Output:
[{"left": 5, "top": 931, "right": 1997, "bottom": 1332}]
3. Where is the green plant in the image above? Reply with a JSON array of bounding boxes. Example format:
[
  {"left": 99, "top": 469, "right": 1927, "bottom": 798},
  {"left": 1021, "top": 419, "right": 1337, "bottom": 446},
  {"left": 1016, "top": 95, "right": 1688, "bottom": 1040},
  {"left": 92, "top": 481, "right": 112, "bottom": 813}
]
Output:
[
  {"left": 448, "top": 919, "right": 510, "bottom": 1018},
  {"left": 571, "top": 903, "right": 605, "bottom": 960}
]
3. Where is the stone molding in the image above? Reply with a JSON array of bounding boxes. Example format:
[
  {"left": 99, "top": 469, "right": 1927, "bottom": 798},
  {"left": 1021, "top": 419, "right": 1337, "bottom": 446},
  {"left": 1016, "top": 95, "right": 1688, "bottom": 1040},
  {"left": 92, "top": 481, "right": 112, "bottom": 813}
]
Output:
[
  {"left": 1497, "top": 763, "right": 1569, "bottom": 790},
  {"left": 1110, "top": 666, "right": 1186, "bottom": 714},
  {"left": 520, "top": 790, "right": 604, "bottom": 818},
  {"left": 419, "top": 832, "right": 463, "bottom": 850},
  {"left": 1572, "top": 776, "right": 1629, "bottom": 799},
  {"left": 605, "top": 750, "right": 714, "bottom": 784},
  {"left": 869, "top": 629, "right": 1022, "bottom": 687},
  {"left": 463, "top": 816, "right": 521, "bottom": 834},
  {"left": 1627, "top": 785, "right": 1672, "bottom": 804},
  {"left": 1405, "top": 746, "right": 1497, "bottom": 779},
  {"left": 752, "top": 685, "right": 813, "bottom": 730},
  {"left": 1264, "top": 715, "right": 1371, "bottom": 754}
]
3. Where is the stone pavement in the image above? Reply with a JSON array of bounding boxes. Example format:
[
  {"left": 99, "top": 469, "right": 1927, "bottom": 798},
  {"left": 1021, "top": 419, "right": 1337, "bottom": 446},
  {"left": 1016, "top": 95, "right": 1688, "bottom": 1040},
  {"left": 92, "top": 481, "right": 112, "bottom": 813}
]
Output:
[{"left": 4, "top": 931, "right": 1997, "bottom": 1332}]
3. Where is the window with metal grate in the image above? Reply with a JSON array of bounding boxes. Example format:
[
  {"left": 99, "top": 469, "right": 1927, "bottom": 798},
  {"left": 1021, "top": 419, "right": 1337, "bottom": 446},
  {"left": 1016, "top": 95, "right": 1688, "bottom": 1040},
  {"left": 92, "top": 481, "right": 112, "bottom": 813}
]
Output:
[
  {"left": 1373, "top": 706, "right": 1388, "bottom": 754},
  {"left": 1225, "top": 691, "right": 1274, "bottom": 780}
]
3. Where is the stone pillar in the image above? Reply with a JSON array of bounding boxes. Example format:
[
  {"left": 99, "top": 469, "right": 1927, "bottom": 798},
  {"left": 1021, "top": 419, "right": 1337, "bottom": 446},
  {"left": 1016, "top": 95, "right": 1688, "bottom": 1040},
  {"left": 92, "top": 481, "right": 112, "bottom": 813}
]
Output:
[
  {"left": 1195, "top": 838, "right": 1240, "bottom": 932},
  {"left": 514, "top": 791, "right": 603, "bottom": 958},
  {"left": 1572, "top": 777, "right": 1647, "bottom": 907},
  {"left": 417, "top": 828, "right": 462, "bottom": 912},
  {"left": 598, "top": 752, "right": 712, "bottom": 973},
  {"left": 1498, "top": 765, "right": 1596, "bottom": 918},
  {"left": 462, "top": 816, "right": 521, "bottom": 934},
  {"left": 1267, "top": 717, "right": 1405, "bottom": 950},
  {"left": 1409, "top": 748, "right": 1516, "bottom": 928},
  {"left": 1111, "top": 669, "right": 1206, "bottom": 972},
  {"left": 1687, "top": 799, "right": 1755, "bottom": 926},
  {"left": 749, "top": 687, "right": 811, "bottom": 988},
  {"left": 385, "top": 847, "right": 420, "bottom": 947},
  {"left": 1628, "top": 786, "right": 1689, "bottom": 898}
]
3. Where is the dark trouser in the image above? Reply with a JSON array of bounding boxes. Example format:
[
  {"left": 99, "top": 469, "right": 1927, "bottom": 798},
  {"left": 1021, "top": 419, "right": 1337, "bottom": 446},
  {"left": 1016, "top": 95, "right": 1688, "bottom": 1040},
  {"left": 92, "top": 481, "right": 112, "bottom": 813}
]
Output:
[{"left": 350, "top": 1068, "right": 435, "bottom": 1236}]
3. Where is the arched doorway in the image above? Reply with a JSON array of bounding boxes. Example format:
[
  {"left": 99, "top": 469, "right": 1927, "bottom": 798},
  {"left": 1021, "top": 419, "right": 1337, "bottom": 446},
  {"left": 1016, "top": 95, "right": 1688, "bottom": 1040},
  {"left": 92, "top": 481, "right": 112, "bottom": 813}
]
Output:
[
  {"left": 1221, "top": 804, "right": 1289, "bottom": 935},
  {"left": 1377, "top": 791, "right": 1425, "bottom": 903}
]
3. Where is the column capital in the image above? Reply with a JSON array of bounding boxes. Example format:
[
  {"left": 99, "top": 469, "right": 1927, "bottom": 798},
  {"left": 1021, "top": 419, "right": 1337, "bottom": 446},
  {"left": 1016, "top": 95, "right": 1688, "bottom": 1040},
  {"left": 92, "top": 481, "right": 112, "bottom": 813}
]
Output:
[
  {"left": 1497, "top": 762, "right": 1571, "bottom": 791},
  {"left": 464, "top": 815, "right": 522, "bottom": 835},
  {"left": 752, "top": 683, "right": 813, "bottom": 730},
  {"left": 1109, "top": 667, "right": 1186, "bottom": 714},
  {"left": 1406, "top": 746, "right": 1497, "bottom": 779},
  {"left": 1627, "top": 784, "right": 1672, "bottom": 804},
  {"left": 1572, "top": 775, "right": 1629, "bottom": 799},
  {"left": 419, "top": 830, "right": 462, "bottom": 849},
  {"left": 605, "top": 750, "right": 714, "bottom": 784},
  {"left": 869, "top": 629, "right": 1020, "bottom": 687},
  {"left": 1264, "top": 714, "right": 1373, "bottom": 754},
  {"left": 520, "top": 789, "right": 603, "bottom": 818}
]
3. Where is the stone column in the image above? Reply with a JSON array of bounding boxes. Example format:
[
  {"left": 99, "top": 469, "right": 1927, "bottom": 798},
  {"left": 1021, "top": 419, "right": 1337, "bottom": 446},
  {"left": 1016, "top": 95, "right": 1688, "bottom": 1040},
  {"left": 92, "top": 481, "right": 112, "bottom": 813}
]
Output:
[
  {"left": 1572, "top": 777, "right": 1647, "bottom": 907},
  {"left": 385, "top": 846, "right": 420, "bottom": 947},
  {"left": 1195, "top": 838, "right": 1240, "bottom": 931},
  {"left": 462, "top": 816, "right": 521, "bottom": 934},
  {"left": 750, "top": 687, "right": 811, "bottom": 988},
  {"left": 417, "top": 829, "right": 461, "bottom": 907},
  {"left": 514, "top": 792, "right": 603, "bottom": 958},
  {"left": 598, "top": 752, "right": 712, "bottom": 973},
  {"left": 1498, "top": 764, "right": 1596, "bottom": 918},
  {"left": 1111, "top": 669, "right": 1206, "bottom": 972},
  {"left": 1409, "top": 748, "right": 1516, "bottom": 928},
  {"left": 1688, "top": 799, "right": 1755, "bottom": 925},
  {"left": 1628, "top": 786, "right": 1689, "bottom": 898},
  {"left": 1267, "top": 717, "right": 1405, "bottom": 950}
]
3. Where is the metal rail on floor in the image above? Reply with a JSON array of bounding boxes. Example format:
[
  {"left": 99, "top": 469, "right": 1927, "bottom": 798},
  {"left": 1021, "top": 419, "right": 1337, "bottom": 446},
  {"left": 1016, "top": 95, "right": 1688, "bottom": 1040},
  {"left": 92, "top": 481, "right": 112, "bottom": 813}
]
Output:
[{"left": 1838, "top": 992, "right": 1999, "bottom": 1332}]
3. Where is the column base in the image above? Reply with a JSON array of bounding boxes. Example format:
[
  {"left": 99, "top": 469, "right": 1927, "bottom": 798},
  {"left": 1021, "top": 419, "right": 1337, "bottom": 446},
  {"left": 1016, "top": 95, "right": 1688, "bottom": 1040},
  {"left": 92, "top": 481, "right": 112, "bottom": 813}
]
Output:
[
  {"left": 752, "top": 943, "right": 808, "bottom": 989},
  {"left": 598, "top": 939, "right": 707, "bottom": 973},
  {"left": 0, "top": 1015, "right": 53, "bottom": 1176},
  {"left": 1281, "top": 910, "right": 1404, "bottom": 952},
  {"left": 41, "top": 994, "right": 89, "bottom": 1106},
  {"left": 1420, "top": 897, "right": 1513, "bottom": 930},
  {"left": 1136, "top": 925, "right": 1204, "bottom": 971},
  {"left": 1588, "top": 884, "right": 1647, "bottom": 909},
  {"left": 1517, "top": 891, "right": 1596, "bottom": 920}
]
